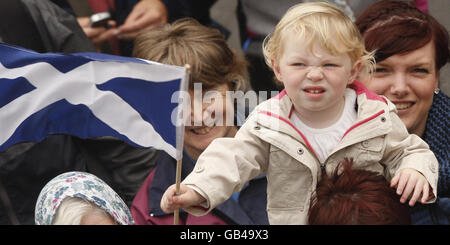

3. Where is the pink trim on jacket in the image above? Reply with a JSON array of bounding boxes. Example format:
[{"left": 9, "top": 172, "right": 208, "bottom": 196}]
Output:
[
  {"left": 272, "top": 81, "right": 387, "bottom": 104},
  {"left": 259, "top": 81, "right": 388, "bottom": 160},
  {"left": 259, "top": 110, "right": 319, "bottom": 159},
  {"left": 348, "top": 81, "right": 387, "bottom": 104},
  {"left": 273, "top": 89, "right": 287, "bottom": 100},
  {"left": 342, "top": 109, "right": 385, "bottom": 138},
  {"left": 414, "top": 0, "right": 428, "bottom": 12}
]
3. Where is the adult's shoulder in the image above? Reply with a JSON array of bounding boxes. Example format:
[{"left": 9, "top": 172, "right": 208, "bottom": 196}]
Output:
[{"left": 427, "top": 92, "right": 450, "bottom": 129}]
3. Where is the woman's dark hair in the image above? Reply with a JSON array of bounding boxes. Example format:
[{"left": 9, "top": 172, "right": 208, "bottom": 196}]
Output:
[
  {"left": 355, "top": 0, "right": 449, "bottom": 71},
  {"left": 309, "top": 158, "right": 411, "bottom": 225}
]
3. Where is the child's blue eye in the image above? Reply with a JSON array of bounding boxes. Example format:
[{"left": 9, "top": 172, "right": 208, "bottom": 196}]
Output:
[
  {"left": 293, "top": 63, "right": 306, "bottom": 66},
  {"left": 323, "top": 63, "right": 338, "bottom": 67}
]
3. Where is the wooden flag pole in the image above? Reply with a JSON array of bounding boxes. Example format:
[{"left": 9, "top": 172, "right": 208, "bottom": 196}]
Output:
[
  {"left": 174, "top": 159, "right": 183, "bottom": 225},
  {"left": 173, "top": 64, "right": 190, "bottom": 225}
]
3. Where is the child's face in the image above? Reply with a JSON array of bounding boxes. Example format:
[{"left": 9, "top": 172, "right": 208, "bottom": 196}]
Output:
[{"left": 272, "top": 34, "right": 358, "bottom": 122}]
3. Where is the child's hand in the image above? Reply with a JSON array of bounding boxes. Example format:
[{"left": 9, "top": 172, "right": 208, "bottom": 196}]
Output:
[
  {"left": 390, "top": 168, "right": 432, "bottom": 206},
  {"left": 160, "top": 184, "right": 206, "bottom": 213}
]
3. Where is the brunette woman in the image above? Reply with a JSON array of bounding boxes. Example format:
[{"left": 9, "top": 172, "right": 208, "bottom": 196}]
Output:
[{"left": 356, "top": 0, "right": 450, "bottom": 224}]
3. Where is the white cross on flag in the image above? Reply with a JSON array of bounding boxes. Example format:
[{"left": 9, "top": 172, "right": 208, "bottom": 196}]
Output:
[{"left": 0, "top": 43, "right": 187, "bottom": 160}]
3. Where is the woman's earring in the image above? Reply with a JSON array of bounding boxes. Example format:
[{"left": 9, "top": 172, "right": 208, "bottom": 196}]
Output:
[{"left": 434, "top": 88, "right": 441, "bottom": 95}]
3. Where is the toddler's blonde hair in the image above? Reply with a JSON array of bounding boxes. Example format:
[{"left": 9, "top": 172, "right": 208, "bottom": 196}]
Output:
[{"left": 263, "top": 2, "right": 375, "bottom": 77}]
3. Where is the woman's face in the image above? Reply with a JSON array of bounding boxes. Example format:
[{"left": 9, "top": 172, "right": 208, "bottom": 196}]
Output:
[
  {"left": 184, "top": 83, "right": 237, "bottom": 160},
  {"left": 362, "top": 41, "right": 439, "bottom": 136}
]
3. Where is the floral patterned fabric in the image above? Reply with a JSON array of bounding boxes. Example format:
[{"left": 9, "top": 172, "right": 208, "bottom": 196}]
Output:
[{"left": 35, "top": 171, "right": 134, "bottom": 225}]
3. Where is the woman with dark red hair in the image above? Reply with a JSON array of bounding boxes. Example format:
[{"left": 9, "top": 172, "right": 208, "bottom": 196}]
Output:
[
  {"left": 356, "top": 0, "right": 450, "bottom": 224},
  {"left": 309, "top": 159, "right": 411, "bottom": 225}
]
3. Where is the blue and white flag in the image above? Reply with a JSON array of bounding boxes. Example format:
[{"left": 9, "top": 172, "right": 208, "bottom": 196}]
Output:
[{"left": 0, "top": 43, "right": 187, "bottom": 160}]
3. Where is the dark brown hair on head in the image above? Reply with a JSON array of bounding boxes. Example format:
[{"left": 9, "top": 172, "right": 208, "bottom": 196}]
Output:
[
  {"left": 355, "top": 0, "right": 449, "bottom": 71},
  {"left": 308, "top": 158, "right": 411, "bottom": 225}
]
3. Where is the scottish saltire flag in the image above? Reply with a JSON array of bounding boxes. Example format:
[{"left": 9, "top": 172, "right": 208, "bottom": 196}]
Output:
[{"left": 0, "top": 43, "right": 187, "bottom": 160}]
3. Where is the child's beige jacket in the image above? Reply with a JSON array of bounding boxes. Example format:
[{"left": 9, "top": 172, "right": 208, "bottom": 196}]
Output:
[{"left": 182, "top": 81, "right": 438, "bottom": 224}]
